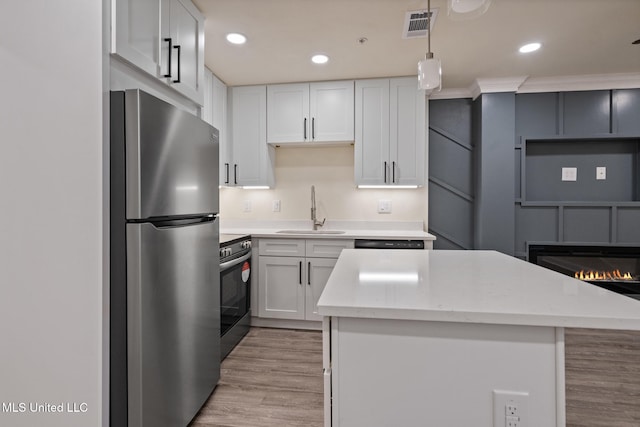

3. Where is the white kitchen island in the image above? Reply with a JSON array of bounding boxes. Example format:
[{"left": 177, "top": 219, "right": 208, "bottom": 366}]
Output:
[{"left": 317, "top": 249, "right": 640, "bottom": 427}]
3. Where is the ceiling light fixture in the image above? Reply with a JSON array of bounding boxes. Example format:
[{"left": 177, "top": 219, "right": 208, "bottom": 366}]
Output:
[
  {"left": 448, "top": 0, "right": 491, "bottom": 20},
  {"left": 311, "top": 54, "right": 329, "bottom": 64},
  {"left": 519, "top": 42, "right": 541, "bottom": 53},
  {"left": 417, "top": 0, "right": 441, "bottom": 93},
  {"left": 226, "top": 33, "right": 247, "bottom": 45}
]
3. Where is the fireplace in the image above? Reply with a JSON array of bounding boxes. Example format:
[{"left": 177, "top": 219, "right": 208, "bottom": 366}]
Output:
[{"left": 528, "top": 244, "right": 640, "bottom": 300}]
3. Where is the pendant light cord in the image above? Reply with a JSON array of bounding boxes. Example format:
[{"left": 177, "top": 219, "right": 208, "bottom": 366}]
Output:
[{"left": 426, "top": 0, "right": 433, "bottom": 59}]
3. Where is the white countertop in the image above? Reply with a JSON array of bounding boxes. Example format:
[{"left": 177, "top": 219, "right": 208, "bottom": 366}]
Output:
[
  {"left": 220, "top": 219, "right": 436, "bottom": 241},
  {"left": 317, "top": 249, "right": 640, "bottom": 330}
]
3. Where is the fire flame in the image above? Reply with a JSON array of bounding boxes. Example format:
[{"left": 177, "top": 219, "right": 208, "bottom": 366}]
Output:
[{"left": 574, "top": 269, "right": 633, "bottom": 281}]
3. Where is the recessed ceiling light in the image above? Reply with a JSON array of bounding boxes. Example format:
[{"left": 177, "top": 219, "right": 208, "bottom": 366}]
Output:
[
  {"left": 311, "top": 54, "right": 329, "bottom": 64},
  {"left": 226, "top": 33, "right": 247, "bottom": 45},
  {"left": 519, "top": 42, "right": 541, "bottom": 53}
]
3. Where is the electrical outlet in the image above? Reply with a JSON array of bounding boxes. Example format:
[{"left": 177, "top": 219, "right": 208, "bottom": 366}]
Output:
[
  {"left": 378, "top": 199, "right": 392, "bottom": 214},
  {"left": 493, "top": 390, "right": 528, "bottom": 427},
  {"left": 506, "top": 416, "right": 521, "bottom": 427},
  {"left": 596, "top": 166, "right": 606, "bottom": 180},
  {"left": 272, "top": 199, "right": 281, "bottom": 212}
]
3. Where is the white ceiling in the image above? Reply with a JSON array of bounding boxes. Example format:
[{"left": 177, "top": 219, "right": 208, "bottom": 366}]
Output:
[{"left": 193, "top": 0, "right": 640, "bottom": 90}]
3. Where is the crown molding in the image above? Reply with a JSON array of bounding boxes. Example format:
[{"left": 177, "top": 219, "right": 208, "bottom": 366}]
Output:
[
  {"left": 432, "top": 73, "right": 640, "bottom": 101},
  {"left": 428, "top": 88, "right": 473, "bottom": 100},
  {"left": 469, "top": 76, "right": 529, "bottom": 99},
  {"left": 517, "top": 73, "right": 640, "bottom": 93}
]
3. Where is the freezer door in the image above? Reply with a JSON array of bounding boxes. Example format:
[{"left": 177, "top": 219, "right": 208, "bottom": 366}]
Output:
[
  {"left": 123, "top": 89, "right": 219, "bottom": 219},
  {"left": 127, "top": 218, "right": 220, "bottom": 427}
]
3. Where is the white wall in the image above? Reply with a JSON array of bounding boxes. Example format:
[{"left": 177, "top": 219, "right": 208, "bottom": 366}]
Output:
[
  {"left": 0, "top": 2, "right": 104, "bottom": 426},
  {"left": 221, "top": 145, "right": 429, "bottom": 227}
]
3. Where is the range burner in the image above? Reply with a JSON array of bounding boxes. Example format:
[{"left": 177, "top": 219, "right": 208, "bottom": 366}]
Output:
[{"left": 529, "top": 244, "right": 640, "bottom": 299}]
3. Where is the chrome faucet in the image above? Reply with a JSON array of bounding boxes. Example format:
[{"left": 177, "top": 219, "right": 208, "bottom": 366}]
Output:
[{"left": 311, "top": 185, "right": 326, "bottom": 230}]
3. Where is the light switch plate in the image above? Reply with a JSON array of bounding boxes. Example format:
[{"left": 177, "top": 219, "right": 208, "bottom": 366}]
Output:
[
  {"left": 272, "top": 199, "right": 281, "bottom": 212},
  {"left": 243, "top": 200, "right": 252, "bottom": 212},
  {"left": 596, "top": 166, "right": 606, "bottom": 180},
  {"left": 378, "top": 199, "right": 392, "bottom": 214},
  {"left": 561, "top": 167, "right": 577, "bottom": 181}
]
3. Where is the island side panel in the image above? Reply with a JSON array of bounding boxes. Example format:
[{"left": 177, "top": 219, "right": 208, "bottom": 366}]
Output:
[{"left": 330, "top": 317, "right": 559, "bottom": 427}]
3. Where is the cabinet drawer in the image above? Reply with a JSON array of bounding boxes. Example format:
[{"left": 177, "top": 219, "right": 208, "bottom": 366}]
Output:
[
  {"left": 258, "top": 239, "right": 306, "bottom": 256},
  {"left": 306, "top": 239, "right": 354, "bottom": 258}
]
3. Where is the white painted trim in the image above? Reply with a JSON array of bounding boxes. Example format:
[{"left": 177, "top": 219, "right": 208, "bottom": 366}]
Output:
[
  {"left": 518, "top": 72, "right": 640, "bottom": 93},
  {"left": 470, "top": 76, "right": 529, "bottom": 99},
  {"left": 436, "top": 73, "right": 640, "bottom": 101},
  {"left": 555, "top": 327, "right": 566, "bottom": 427},
  {"left": 250, "top": 316, "right": 322, "bottom": 330},
  {"left": 428, "top": 88, "right": 473, "bottom": 100}
]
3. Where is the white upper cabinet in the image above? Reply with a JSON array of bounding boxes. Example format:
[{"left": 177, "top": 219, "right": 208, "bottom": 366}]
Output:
[
  {"left": 203, "top": 70, "right": 229, "bottom": 186},
  {"left": 113, "top": 0, "right": 160, "bottom": 77},
  {"left": 229, "top": 85, "right": 275, "bottom": 188},
  {"left": 113, "top": 0, "right": 205, "bottom": 105},
  {"left": 355, "top": 77, "right": 426, "bottom": 186},
  {"left": 267, "top": 81, "right": 354, "bottom": 144},
  {"left": 160, "top": 0, "right": 205, "bottom": 104}
]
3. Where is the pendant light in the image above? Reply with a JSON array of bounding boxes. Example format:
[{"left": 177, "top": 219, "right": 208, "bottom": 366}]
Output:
[
  {"left": 448, "top": 0, "right": 491, "bottom": 21},
  {"left": 417, "top": 0, "right": 441, "bottom": 92}
]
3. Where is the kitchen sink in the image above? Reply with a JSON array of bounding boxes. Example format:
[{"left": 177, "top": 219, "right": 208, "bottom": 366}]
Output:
[{"left": 276, "top": 229, "right": 346, "bottom": 235}]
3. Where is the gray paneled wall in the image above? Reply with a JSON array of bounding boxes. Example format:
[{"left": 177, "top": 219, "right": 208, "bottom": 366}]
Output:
[
  {"left": 474, "top": 93, "right": 516, "bottom": 255},
  {"left": 428, "top": 89, "right": 640, "bottom": 255},
  {"left": 514, "top": 89, "right": 640, "bottom": 258},
  {"left": 428, "top": 98, "right": 474, "bottom": 249}
]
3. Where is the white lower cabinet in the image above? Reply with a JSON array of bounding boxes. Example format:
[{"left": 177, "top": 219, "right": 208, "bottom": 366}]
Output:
[{"left": 257, "top": 239, "right": 352, "bottom": 322}]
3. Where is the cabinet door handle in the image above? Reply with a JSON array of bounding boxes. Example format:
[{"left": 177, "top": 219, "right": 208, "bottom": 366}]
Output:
[
  {"left": 307, "top": 261, "right": 311, "bottom": 285},
  {"left": 224, "top": 163, "right": 229, "bottom": 184},
  {"left": 312, "top": 117, "right": 315, "bottom": 140},
  {"left": 384, "top": 161, "right": 387, "bottom": 183},
  {"left": 392, "top": 161, "right": 396, "bottom": 183},
  {"left": 304, "top": 118, "right": 307, "bottom": 140},
  {"left": 172, "top": 45, "right": 181, "bottom": 83},
  {"left": 234, "top": 164, "right": 238, "bottom": 185},
  {"left": 299, "top": 261, "right": 303, "bottom": 285},
  {"left": 163, "top": 38, "right": 172, "bottom": 78}
]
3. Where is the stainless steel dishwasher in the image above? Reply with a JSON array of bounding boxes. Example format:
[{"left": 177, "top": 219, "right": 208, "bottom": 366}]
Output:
[{"left": 354, "top": 239, "right": 426, "bottom": 250}]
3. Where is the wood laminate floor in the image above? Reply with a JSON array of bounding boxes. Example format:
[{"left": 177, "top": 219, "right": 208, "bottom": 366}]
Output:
[
  {"left": 190, "top": 327, "right": 323, "bottom": 427},
  {"left": 191, "top": 327, "right": 640, "bottom": 427},
  {"left": 565, "top": 328, "right": 640, "bottom": 427}
]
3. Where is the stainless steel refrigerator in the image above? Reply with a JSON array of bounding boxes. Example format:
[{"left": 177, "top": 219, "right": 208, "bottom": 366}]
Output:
[{"left": 110, "top": 90, "right": 220, "bottom": 427}]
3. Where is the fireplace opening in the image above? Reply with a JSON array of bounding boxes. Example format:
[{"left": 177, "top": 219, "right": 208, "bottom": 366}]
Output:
[{"left": 528, "top": 244, "right": 640, "bottom": 300}]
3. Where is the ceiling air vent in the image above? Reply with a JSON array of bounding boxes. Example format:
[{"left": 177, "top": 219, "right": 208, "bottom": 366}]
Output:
[{"left": 402, "top": 8, "right": 438, "bottom": 39}]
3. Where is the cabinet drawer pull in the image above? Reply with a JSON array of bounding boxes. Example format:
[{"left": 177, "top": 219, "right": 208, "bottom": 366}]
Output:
[
  {"left": 308, "top": 261, "right": 311, "bottom": 285},
  {"left": 299, "top": 261, "right": 303, "bottom": 285},
  {"left": 312, "top": 117, "right": 315, "bottom": 139},
  {"left": 304, "top": 118, "right": 307, "bottom": 140},
  {"left": 234, "top": 164, "right": 238, "bottom": 185},
  {"left": 173, "top": 45, "right": 181, "bottom": 83},
  {"left": 163, "top": 38, "right": 172, "bottom": 78},
  {"left": 384, "top": 161, "right": 387, "bottom": 183},
  {"left": 224, "top": 163, "right": 229, "bottom": 184}
]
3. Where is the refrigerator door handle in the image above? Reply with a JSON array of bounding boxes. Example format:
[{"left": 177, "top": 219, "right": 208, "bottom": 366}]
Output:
[{"left": 138, "top": 215, "right": 217, "bottom": 229}]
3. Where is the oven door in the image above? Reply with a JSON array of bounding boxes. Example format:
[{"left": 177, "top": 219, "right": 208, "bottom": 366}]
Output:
[{"left": 219, "top": 250, "right": 251, "bottom": 337}]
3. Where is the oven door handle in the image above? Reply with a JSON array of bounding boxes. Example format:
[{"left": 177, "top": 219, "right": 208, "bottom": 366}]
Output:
[{"left": 220, "top": 251, "right": 252, "bottom": 273}]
